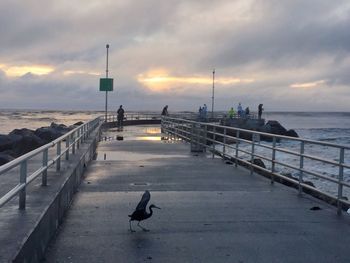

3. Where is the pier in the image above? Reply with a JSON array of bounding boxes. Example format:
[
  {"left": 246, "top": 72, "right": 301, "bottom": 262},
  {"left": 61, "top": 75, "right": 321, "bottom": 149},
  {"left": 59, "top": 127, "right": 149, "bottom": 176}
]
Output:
[{"left": 1, "top": 114, "right": 350, "bottom": 262}]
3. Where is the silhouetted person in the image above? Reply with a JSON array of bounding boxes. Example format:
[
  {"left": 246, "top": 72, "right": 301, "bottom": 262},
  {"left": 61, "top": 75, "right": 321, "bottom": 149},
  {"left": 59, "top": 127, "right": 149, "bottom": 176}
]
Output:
[
  {"left": 161, "top": 105, "right": 168, "bottom": 116},
  {"left": 202, "top": 104, "right": 207, "bottom": 120},
  {"left": 237, "top": 102, "right": 243, "bottom": 117},
  {"left": 258, "top": 104, "right": 264, "bottom": 119},
  {"left": 198, "top": 106, "right": 202, "bottom": 120},
  {"left": 245, "top": 107, "right": 250, "bottom": 117},
  {"left": 117, "top": 105, "right": 125, "bottom": 127}
]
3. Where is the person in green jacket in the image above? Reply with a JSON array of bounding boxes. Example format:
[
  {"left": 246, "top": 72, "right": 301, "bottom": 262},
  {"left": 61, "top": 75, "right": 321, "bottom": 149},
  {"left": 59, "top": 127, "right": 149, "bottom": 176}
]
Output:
[{"left": 228, "top": 107, "right": 235, "bottom": 118}]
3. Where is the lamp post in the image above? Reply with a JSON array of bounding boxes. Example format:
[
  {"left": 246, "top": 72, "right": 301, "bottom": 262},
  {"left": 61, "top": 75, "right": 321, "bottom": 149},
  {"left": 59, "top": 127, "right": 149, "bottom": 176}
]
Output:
[
  {"left": 105, "top": 44, "right": 109, "bottom": 122},
  {"left": 211, "top": 69, "right": 215, "bottom": 119}
]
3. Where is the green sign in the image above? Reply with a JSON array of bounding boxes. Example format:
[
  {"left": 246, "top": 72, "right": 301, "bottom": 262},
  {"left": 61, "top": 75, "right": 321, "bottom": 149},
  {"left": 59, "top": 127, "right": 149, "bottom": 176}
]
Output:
[{"left": 99, "top": 78, "right": 113, "bottom": 91}]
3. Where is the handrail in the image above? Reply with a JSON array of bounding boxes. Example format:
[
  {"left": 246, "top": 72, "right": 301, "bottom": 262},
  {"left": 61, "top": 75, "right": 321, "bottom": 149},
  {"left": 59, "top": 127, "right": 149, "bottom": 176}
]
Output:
[
  {"left": 0, "top": 116, "right": 102, "bottom": 209},
  {"left": 164, "top": 116, "right": 350, "bottom": 149},
  {"left": 161, "top": 116, "right": 350, "bottom": 214},
  {"left": 104, "top": 113, "right": 161, "bottom": 123}
]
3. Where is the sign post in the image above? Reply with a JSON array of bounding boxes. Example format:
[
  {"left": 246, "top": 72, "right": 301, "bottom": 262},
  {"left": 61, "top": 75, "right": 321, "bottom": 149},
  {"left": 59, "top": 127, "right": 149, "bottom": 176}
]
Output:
[{"left": 99, "top": 44, "right": 113, "bottom": 122}]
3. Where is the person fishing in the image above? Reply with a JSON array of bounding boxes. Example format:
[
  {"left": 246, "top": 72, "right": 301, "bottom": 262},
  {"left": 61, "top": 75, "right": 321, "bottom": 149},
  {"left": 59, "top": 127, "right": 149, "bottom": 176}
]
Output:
[
  {"left": 117, "top": 105, "right": 125, "bottom": 127},
  {"left": 258, "top": 104, "right": 264, "bottom": 119}
]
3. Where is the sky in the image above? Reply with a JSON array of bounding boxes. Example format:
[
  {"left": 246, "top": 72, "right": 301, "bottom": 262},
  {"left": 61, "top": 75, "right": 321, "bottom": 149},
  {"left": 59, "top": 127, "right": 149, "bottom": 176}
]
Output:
[{"left": 1, "top": 0, "right": 350, "bottom": 112}]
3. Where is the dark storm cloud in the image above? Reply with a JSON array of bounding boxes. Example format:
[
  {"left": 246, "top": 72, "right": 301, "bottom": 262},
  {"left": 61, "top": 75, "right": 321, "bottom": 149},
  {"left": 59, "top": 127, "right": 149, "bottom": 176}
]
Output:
[{"left": 201, "top": 0, "right": 350, "bottom": 69}]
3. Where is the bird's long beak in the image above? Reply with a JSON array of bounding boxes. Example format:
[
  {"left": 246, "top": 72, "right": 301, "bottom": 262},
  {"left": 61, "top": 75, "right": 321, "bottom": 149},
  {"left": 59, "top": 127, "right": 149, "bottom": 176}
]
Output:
[{"left": 154, "top": 205, "right": 161, "bottom": 209}]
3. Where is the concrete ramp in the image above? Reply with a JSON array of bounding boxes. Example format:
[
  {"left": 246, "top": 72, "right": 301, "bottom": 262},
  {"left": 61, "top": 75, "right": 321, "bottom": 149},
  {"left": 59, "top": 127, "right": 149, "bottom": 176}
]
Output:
[{"left": 45, "top": 125, "right": 350, "bottom": 263}]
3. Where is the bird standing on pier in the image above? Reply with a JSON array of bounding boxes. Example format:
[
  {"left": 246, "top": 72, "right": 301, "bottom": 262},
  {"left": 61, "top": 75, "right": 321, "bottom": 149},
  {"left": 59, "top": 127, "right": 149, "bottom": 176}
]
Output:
[{"left": 129, "top": 190, "right": 161, "bottom": 232}]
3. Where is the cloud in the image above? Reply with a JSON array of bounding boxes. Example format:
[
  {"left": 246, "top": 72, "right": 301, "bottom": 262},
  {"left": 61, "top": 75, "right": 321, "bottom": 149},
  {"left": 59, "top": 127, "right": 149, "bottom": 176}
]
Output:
[
  {"left": 290, "top": 80, "right": 326, "bottom": 89},
  {"left": 0, "top": 0, "right": 350, "bottom": 111}
]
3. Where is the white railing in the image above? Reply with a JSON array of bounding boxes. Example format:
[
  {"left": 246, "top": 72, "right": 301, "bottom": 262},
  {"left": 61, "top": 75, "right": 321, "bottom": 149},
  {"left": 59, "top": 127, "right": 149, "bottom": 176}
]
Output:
[
  {"left": 162, "top": 116, "right": 350, "bottom": 214},
  {"left": 0, "top": 117, "right": 102, "bottom": 209},
  {"left": 104, "top": 113, "right": 161, "bottom": 123}
]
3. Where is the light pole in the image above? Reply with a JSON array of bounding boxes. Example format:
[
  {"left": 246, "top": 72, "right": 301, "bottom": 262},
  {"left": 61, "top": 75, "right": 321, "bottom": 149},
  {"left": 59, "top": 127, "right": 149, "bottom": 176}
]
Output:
[
  {"left": 105, "top": 44, "right": 109, "bottom": 122},
  {"left": 211, "top": 68, "right": 215, "bottom": 119}
]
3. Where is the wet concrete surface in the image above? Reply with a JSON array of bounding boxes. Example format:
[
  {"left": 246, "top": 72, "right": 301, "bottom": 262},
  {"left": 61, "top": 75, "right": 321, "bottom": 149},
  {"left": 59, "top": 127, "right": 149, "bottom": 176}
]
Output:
[{"left": 44, "top": 125, "right": 350, "bottom": 263}]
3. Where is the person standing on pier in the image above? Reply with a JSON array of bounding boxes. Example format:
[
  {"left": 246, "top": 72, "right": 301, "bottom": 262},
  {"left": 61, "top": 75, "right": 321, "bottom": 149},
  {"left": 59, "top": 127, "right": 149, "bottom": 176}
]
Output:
[
  {"left": 117, "top": 105, "right": 125, "bottom": 127},
  {"left": 202, "top": 104, "right": 208, "bottom": 120},
  {"left": 258, "top": 104, "right": 264, "bottom": 119},
  {"left": 198, "top": 106, "right": 202, "bottom": 120},
  {"left": 161, "top": 105, "right": 169, "bottom": 116},
  {"left": 245, "top": 107, "right": 250, "bottom": 118},
  {"left": 237, "top": 103, "right": 243, "bottom": 117},
  {"left": 228, "top": 107, "right": 235, "bottom": 119}
]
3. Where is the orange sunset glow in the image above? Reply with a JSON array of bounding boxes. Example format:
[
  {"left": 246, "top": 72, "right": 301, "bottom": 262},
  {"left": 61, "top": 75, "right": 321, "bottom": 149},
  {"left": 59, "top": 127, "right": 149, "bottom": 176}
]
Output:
[
  {"left": 0, "top": 64, "right": 54, "bottom": 77},
  {"left": 290, "top": 80, "right": 326, "bottom": 89},
  {"left": 137, "top": 69, "right": 255, "bottom": 91}
]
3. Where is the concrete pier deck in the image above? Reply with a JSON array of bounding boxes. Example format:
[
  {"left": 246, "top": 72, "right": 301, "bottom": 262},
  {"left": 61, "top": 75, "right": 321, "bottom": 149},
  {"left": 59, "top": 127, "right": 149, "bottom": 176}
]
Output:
[{"left": 45, "top": 125, "right": 350, "bottom": 263}]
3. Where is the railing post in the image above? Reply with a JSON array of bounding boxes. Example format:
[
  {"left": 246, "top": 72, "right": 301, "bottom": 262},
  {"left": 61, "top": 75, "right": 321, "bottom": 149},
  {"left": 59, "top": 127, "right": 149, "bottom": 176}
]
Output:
[
  {"left": 81, "top": 127, "right": 84, "bottom": 143},
  {"left": 56, "top": 141, "right": 61, "bottom": 171},
  {"left": 212, "top": 126, "right": 216, "bottom": 158},
  {"left": 179, "top": 120, "right": 183, "bottom": 140},
  {"left": 204, "top": 124, "right": 208, "bottom": 152},
  {"left": 250, "top": 139, "right": 255, "bottom": 175},
  {"left": 235, "top": 130, "right": 239, "bottom": 167},
  {"left": 174, "top": 120, "right": 178, "bottom": 141},
  {"left": 337, "top": 147, "right": 345, "bottom": 215},
  {"left": 223, "top": 127, "right": 227, "bottom": 159},
  {"left": 81, "top": 126, "right": 84, "bottom": 141},
  {"left": 72, "top": 133, "right": 76, "bottom": 154},
  {"left": 42, "top": 148, "right": 48, "bottom": 186},
  {"left": 19, "top": 160, "right": 27, "bottom": 210},
  {"left": 77, "top": 129, "right": 80, "bottom": 149},
  {"left": 298, "top": 141, "right": 305, "bottom": 195},
  {"left": 271, "top": 137, "right": 276, "bottom": 184},
  {"left": 66, "top": 136, "right": 70, "bottom": 160}
]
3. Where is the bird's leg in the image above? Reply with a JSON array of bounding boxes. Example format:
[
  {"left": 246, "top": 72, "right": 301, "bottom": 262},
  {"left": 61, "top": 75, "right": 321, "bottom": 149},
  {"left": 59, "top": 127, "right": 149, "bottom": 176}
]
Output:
[
  {"left": 137, "top": 222, "right": 149, "bottom": 232},
  {"left": 129, "top": 220, "right": 135, "bottom": 232}
]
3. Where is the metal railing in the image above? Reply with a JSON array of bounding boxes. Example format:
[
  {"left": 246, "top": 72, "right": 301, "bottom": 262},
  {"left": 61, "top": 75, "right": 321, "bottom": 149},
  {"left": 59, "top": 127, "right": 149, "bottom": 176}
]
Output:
[
  {"left": 0, "top": 117, "right": 102, "bottom": 209},
  {"left": 105, "top": 113, "right": 161, "bottom": 123},
  {"left": 161, "top": 116, "right": 350, "bottom": 214}
]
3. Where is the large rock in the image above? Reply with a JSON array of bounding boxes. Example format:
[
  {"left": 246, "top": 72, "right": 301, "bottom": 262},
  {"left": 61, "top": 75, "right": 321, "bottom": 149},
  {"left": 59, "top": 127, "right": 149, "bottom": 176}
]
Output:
[
  {"left": 13, "top": 135, "right": 45, "bottom": 156},
  {"left": 34, "top": 127, "right": 63, "bottom": 144},
  {"left": 285, "top": 129, "right": 298, "bottom": 138},
  {"left": 261, "top": 120, "right": 287, "bottom": 135},
  {"left": 0, "top": 153, "right": 15, "bottom": 166},
  {"left": 1, "top": 123, "right": 74, "bottom": 162},
  {"left": 0, "top": 134, "right": 14, "bottom": 152},
  {"left": 9, "top": 128, "right": 45, "bottom": 156},
  {"left": 73, "top": 121, "right": 84, "bottom": 126},
  {"left": 50, "top": 122, "right": 71, "bottom": 133},
  {"left": 260, "top": 120, "right": 299, "bottom": 139},
  {"left": 9, "top": 128, "right": 36, "bottom": 137},
  {"left": 35, "top": 122, "right": 75, "bottom": 144},
  {"left": 252, "top": 158, "right": 266, "bottom": 168}
]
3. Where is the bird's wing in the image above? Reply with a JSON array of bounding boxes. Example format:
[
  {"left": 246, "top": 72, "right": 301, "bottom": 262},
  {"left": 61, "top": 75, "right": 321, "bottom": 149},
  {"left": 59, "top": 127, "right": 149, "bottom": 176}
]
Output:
[{"left": 135, "top": 190, "right": 151, "bottom": 211}]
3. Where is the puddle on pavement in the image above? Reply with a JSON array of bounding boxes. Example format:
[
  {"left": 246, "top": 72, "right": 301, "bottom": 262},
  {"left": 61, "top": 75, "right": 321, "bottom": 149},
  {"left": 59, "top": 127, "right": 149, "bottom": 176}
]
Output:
[
  {"left": 96, "top": 151, "right": 188, "bottom": 161},
  {"left": 102, "top": 125, "right": 163, "bottom": 140},
  {"left": 98, "top": 125, "right": 189, "bottom": 160},
  {"left": 100, "top": 124, "right": 184, "bottom": 143}
]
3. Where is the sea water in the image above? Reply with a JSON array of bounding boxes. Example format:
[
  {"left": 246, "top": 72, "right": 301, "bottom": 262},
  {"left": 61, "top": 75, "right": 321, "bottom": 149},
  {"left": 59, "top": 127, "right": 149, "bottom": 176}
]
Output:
[{"left": 218, "top": 112, "right": 350, "bottom": 199}]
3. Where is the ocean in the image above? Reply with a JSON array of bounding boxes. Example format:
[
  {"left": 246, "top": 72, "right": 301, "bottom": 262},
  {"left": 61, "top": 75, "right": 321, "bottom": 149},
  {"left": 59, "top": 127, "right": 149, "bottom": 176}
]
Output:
[{"left": 1, "top": 109, "right": 349, "bottom": 201}]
